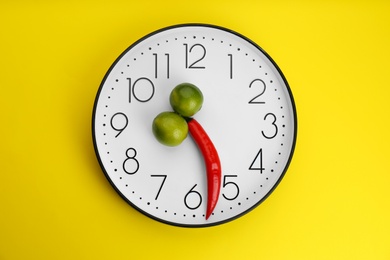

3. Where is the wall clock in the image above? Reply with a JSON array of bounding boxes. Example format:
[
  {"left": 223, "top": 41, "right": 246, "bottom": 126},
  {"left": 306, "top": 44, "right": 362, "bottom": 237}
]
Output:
[{"left": 92, "top": 24, "right": 297, "bottom": 227}]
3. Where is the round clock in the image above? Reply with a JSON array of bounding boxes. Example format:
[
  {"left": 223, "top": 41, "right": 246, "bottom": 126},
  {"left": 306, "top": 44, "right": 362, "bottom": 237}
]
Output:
[{"left": 92, "top": 24, "right": 297, "bottom": 227}]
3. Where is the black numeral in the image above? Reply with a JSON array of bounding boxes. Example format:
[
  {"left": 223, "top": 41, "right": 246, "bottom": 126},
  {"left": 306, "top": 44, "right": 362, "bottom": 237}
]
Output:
[
  {"left": 222, "top": 175, "right": 239, "bottom": 201},
  {"left": 184, "top": 43, "right": 206, "bottom": 69},
  {"left": 262, "top": 113, "right": 278, "bottom": 139},
  {"left": 228, "top": 54, "right": 233, "bottom": 79},
  {"left": 110, "top": 112, "right": 128, "bottom": 138},
  {"left": 150, "top": 175, "right": 167, "bottom": 200},
  {"left": 249, "top": 148, "right": 265, "bottom": 173},
  {"left": 184, "top": 184, "right": 202, "bottom": 210},
  {"left": 123, "top": 148, "right": 139, "bottom": 175},
  {"left": 127, "top": 77, "right": 155, "bottom": 103},
  {"left": 248, "top": 79, "right": 266, "bottom": 104},
  {"left": 153, "top": 53, "right": 170, "bottom": 79}
]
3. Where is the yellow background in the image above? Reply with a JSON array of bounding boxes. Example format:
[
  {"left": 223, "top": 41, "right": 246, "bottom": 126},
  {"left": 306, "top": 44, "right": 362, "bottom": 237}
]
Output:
[{"left": 1, "top": 0, "right": 389, "bottom": 259}]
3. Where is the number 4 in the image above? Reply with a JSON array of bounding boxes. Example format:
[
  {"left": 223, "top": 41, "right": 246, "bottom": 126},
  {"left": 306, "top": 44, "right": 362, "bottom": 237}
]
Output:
[{"left": 249, "top": 148, "right": 265, "bottom": 173}]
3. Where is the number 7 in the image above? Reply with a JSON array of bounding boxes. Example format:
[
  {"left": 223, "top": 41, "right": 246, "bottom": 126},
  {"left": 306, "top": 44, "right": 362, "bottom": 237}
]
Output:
[{"left": 150, "top": 175, "right": 167, "bottom": 200}]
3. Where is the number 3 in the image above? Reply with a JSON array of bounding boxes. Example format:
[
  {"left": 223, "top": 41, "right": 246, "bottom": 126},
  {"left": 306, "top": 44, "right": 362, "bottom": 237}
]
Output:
[{"left": 262, "top": 113, "right": 278, "bottom": 139}]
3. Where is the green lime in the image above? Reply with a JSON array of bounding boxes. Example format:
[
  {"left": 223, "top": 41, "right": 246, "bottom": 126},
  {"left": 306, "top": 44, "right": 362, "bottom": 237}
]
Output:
[
  {"left": 169, "top": 83, "right": 203, "bottom": 117},
  {"left": 152, "top": 111, "right": 188, "bottom": 147}
]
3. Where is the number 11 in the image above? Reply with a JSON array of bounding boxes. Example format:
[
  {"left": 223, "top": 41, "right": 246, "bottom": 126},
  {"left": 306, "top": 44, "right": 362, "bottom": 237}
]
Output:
[{"left": 153, "top": 53, "right": 170, "bottom": 79}]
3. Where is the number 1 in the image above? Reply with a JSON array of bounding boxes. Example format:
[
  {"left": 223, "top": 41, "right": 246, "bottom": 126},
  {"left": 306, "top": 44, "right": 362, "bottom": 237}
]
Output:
[{"left": 228, "top": 54, "right": 233, "bottom": 79}]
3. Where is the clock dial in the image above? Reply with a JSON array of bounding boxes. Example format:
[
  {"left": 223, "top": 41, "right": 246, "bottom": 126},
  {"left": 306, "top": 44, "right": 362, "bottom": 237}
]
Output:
[{"left": 92, "top": 24, "right": 297, "bottom": 227}]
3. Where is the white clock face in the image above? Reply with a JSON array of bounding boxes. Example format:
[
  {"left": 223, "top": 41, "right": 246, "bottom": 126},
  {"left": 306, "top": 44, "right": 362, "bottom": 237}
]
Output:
[{"left": 92, "top": 24, "right": 297, "bottom": 227}]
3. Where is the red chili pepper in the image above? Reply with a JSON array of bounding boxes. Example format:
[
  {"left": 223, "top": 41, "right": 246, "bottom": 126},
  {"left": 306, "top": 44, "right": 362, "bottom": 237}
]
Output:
[{"left": 187, "top": 118, "right": 221, "bottom": 220}]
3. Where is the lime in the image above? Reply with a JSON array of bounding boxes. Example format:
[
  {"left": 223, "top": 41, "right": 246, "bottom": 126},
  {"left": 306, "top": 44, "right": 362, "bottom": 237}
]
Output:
[
  {"left": 169, "top": 83, "right": 203, "bottom": 117},
  {"left": 152, "top": 111, "right": 188, "bottom": 147}
]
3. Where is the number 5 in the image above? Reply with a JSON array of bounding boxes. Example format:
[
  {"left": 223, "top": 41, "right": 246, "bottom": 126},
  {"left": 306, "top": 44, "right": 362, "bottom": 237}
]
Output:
[{"left": 222, "top": 175, "right": 240, "bottom": 201}]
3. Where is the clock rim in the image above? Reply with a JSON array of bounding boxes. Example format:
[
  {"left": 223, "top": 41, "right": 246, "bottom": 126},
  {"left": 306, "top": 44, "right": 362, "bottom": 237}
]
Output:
[{"left": 91, "top": 23, "right": 298, "bottom": 228}]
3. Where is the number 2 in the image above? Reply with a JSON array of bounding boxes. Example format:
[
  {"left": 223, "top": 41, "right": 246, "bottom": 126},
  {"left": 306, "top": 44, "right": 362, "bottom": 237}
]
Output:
[{"left": 248, "top": 79, "right": 266, "bottom": 104}]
